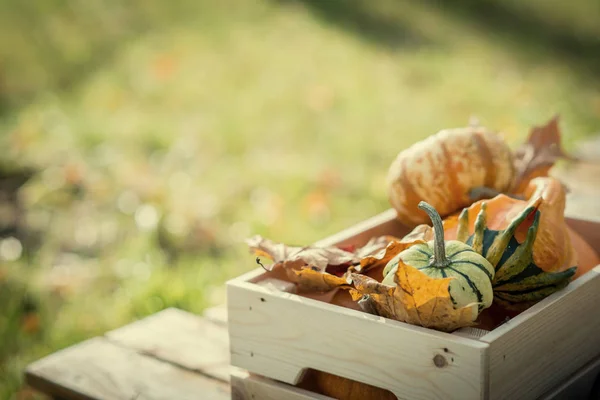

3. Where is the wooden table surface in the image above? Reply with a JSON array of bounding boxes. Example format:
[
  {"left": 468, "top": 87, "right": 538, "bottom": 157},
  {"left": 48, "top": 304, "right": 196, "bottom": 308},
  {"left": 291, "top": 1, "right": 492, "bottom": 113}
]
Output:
[{"left": 23, "top": 136, "right": 600, "bottom": 400}]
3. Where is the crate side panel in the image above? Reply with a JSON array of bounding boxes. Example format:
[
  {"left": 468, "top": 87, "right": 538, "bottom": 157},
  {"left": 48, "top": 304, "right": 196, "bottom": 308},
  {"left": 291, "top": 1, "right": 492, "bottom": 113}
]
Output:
[
  {"left": 230, "top": 368, "right": 333, "bottom": 400},
  {"left": 539, "top": 355, "right": 600, "bottom": 400},
  {"left": 484, "top": 266, "right": 600, "bottom": 400},
  {"left": 227, "top": 281, "right": 488, "bottom": 400}
]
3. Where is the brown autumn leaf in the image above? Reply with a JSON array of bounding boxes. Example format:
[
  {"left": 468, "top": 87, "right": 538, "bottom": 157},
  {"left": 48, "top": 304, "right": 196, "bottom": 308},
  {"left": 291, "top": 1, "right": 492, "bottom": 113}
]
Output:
[
  {"left": 246, "top": 235, "right": 400, "bottom": 295},
  {"left": 512, "top": 115, "right": 576, "bottom": 193},
  {"left": 357, "top": 224, "right": 433, "bottom": 273},
  {"left": 349, "top": 260, "right": 479, "bottom": 332},
  {"left": 246, "top": 234, "right": 398, "bottom": 273},
  {"left": 290, "top": 267, "right": 353, "bottom": 293},
  {"left": 354, "top": 235, "right": 401, "bottom": 259},
  {"left": 246, "top": 235, "right": 358, "bottom": 272}
]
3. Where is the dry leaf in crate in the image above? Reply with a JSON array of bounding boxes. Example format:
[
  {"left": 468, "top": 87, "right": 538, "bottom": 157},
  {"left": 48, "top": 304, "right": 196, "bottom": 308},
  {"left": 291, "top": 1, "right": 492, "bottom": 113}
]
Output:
[
  {"left": 246, "top": 235, "right": 359, "bottom": 272},
  {"left": 291, "top": 267, "right": 353, "bottom": 293},
  {"left": 353, "top": 235, "right": 401, "bottom": 259},
  {"left": 245, "top": 235, "right": 397, "bottom": 294},
  {"left": 349, "top": 261, "right": 479, "bottom": 333},
  {"left": 512, "top": 115, "right": 575, "bottom": 193},
  {"left": 358, "top": 225, "right": 433, "bottom": 274}
]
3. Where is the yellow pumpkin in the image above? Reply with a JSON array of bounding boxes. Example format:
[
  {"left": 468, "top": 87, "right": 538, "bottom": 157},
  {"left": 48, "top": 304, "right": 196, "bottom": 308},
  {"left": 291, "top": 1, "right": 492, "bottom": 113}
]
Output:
[{"left": 387, "top": 125, "right": 515, "bottom": 227}]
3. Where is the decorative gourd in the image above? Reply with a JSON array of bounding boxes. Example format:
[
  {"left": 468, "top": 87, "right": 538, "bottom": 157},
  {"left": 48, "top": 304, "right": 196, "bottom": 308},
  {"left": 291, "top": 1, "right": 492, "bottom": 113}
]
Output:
[
  {"left": 456, "top": 200, "right": 576, "bottom": 308},
  {"left": 443, "top": 176, "right": 599, "bottom": 282},
  {"left": 382, "top": 202, "right": 495, "bottom": 312},
  {"left": 386, "top": 125, "right": 515, "bottom": 227},
  {"left": 441, "top": 176, "right": 600, "bottom": 311}
]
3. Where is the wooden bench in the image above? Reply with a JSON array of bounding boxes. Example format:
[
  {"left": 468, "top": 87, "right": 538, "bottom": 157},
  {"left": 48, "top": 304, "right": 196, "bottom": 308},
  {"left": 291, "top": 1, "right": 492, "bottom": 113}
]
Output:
[{"left": 25, "top": 307, "right": 231, "bottom": 400}]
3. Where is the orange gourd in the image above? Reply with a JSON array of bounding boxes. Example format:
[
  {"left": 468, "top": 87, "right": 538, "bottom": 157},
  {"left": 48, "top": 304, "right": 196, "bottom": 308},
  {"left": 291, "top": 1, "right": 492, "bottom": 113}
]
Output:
[
  {"left": 442, "top": 176, "right": 598, "bottom": 310},
  {"left": 443, "top": 176, "right": 598, "bottom": 278},
  {"left": 387, "top": 125, "right": 515, "bottom": 227}
]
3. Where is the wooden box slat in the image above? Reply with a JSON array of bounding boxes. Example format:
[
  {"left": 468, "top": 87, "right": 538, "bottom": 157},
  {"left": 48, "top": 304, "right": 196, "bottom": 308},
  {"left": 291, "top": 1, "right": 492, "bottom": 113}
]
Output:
[
  {"left": 106, "top": 308, "right": 231, "bottom": 383},
  {"left": 25, "top": 337, "right": 229, "bottom": 400},
  {"left": 230, "top": 368, "right": 333, "bottom": 400},
  {"left": 540, "top": 356, "right": 600, "bottom": 400},
  {"left": 231, "top": 355, "right": 600, "bottom": 400}
]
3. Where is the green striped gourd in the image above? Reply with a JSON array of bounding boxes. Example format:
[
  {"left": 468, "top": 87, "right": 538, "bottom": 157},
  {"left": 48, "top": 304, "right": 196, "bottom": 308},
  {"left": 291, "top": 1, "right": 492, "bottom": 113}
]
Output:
[{"left": 382, "top": 201, "right": 495, "bottom": 312}]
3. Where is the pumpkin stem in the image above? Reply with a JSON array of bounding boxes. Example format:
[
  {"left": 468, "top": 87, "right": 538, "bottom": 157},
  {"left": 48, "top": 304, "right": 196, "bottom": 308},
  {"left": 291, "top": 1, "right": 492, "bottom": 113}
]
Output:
[{"left": 418, "top": 201, "right": 449, "bottom": 268}]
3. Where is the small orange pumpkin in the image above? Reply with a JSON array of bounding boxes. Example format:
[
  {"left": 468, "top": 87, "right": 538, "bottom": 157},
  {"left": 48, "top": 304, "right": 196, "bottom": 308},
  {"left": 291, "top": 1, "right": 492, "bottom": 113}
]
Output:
[{"left": 387, "top": 125, "right": 515, "bottom": 227}]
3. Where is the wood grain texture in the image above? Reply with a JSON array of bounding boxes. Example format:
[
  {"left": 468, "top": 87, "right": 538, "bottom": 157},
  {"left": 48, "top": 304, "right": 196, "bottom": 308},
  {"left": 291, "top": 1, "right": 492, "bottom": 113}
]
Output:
[
  {"left": 481, "top": 265, "right": 600, "bottom": 400},
  {"left": 539, "top": 354, "right": 600, "bottom": 400},
  {"left": 230, "top": 368, "right": 333, "bottom": 400},
  {"left": 227, "top": 280, "right": 488, "bottom": 400},
  {"left": 25, "top": 337, "right": 229, "bottom": 400},
  {"left": 106, "top": 308, "right": 230, "bottom": 382}
]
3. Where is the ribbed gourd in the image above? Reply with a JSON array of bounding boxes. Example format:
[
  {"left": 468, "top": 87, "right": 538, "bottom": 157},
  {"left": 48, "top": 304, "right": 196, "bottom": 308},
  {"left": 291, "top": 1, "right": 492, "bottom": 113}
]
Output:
[
  {"left": 382, "top": 202, "right": 495, "bottom": 312},
  {"left": 442, "top": 176, "right": 599, "bottom": 310},
  {"left": 386, "top": 125, "right": 515, "bottom": 227},
  {"left": 455, "top": 201, "right": 575, "bottom": 308}
]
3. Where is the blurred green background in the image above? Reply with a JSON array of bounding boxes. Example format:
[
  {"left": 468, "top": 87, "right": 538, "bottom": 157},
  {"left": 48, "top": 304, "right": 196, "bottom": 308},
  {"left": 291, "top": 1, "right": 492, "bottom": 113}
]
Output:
[{"left": 1, "top": 0, "right": 599, "bottom": 397}]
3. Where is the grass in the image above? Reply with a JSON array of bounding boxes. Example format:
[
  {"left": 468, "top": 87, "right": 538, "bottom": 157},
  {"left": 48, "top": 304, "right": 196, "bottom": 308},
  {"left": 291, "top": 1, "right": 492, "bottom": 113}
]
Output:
[{"left": 1, "top": 0, "right": 599, "bottom": 397}]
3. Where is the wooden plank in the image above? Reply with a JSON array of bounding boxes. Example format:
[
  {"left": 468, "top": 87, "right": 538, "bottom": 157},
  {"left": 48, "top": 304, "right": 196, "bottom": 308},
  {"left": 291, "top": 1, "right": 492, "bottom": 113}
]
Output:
[
  {"left": 203, "top": 304, "right": 228, "bottom": 326},
  {"left": 25, "top": 337, "right": 229, "bottom": 400},
  {"left": 539, "top": 354, "right": 600, "bottom": 400},
  {"left": 230, "top": 368, "right": 333, "bottom": 400},
  {"left": 227, "top": 279, "right": 489, "bottom": 400},
  {"left": 481, "top": 265, "right": 600, "bottom": 400},
  {"left": 106, "top": 308, "right": 230, "bottom": 382}
]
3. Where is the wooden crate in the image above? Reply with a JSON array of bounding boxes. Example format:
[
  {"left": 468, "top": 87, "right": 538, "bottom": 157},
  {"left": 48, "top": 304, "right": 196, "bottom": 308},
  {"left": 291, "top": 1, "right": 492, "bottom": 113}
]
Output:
[{"left": 226, "top": 208, "right": 600, "bottom": 400}]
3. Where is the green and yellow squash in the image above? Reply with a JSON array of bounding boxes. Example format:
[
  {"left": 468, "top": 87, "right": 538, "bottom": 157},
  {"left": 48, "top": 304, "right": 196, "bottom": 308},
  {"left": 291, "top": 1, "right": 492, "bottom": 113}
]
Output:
[
  {"left": 441, "top": 177, "right": 599, "bottom": 310},
  {"left": 459, "top": 201, "right": 575, "bottom": 307},
  {"left": 382, "top": 202, "right": 495, "bottom": 312}
]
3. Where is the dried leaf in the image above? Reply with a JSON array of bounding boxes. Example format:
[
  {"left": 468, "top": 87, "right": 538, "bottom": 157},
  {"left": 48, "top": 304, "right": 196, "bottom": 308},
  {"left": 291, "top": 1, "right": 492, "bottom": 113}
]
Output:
[
  {"left": 354, "top": 235, "right": 400, "bottom": 258},
  {"left": 246, "top": 235, "right": 399, "bottom": 295},
  {"left": 246, "top": 235, "right": 399, "bottom": 273},
  {"left": 290, "top": 267, "right": 353, "bottom": 293},
  {"left": 349, "top": 260, "right": 479, "bottom": 332},
  {"left": 246, "top": 235, "right": 358, "bottom": 272},
  {"left": 358, "top": 225, "right": 433, "bottom": 273},
  {"left": 512, "top": 116, "right": 575, "bottom": 193}
]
